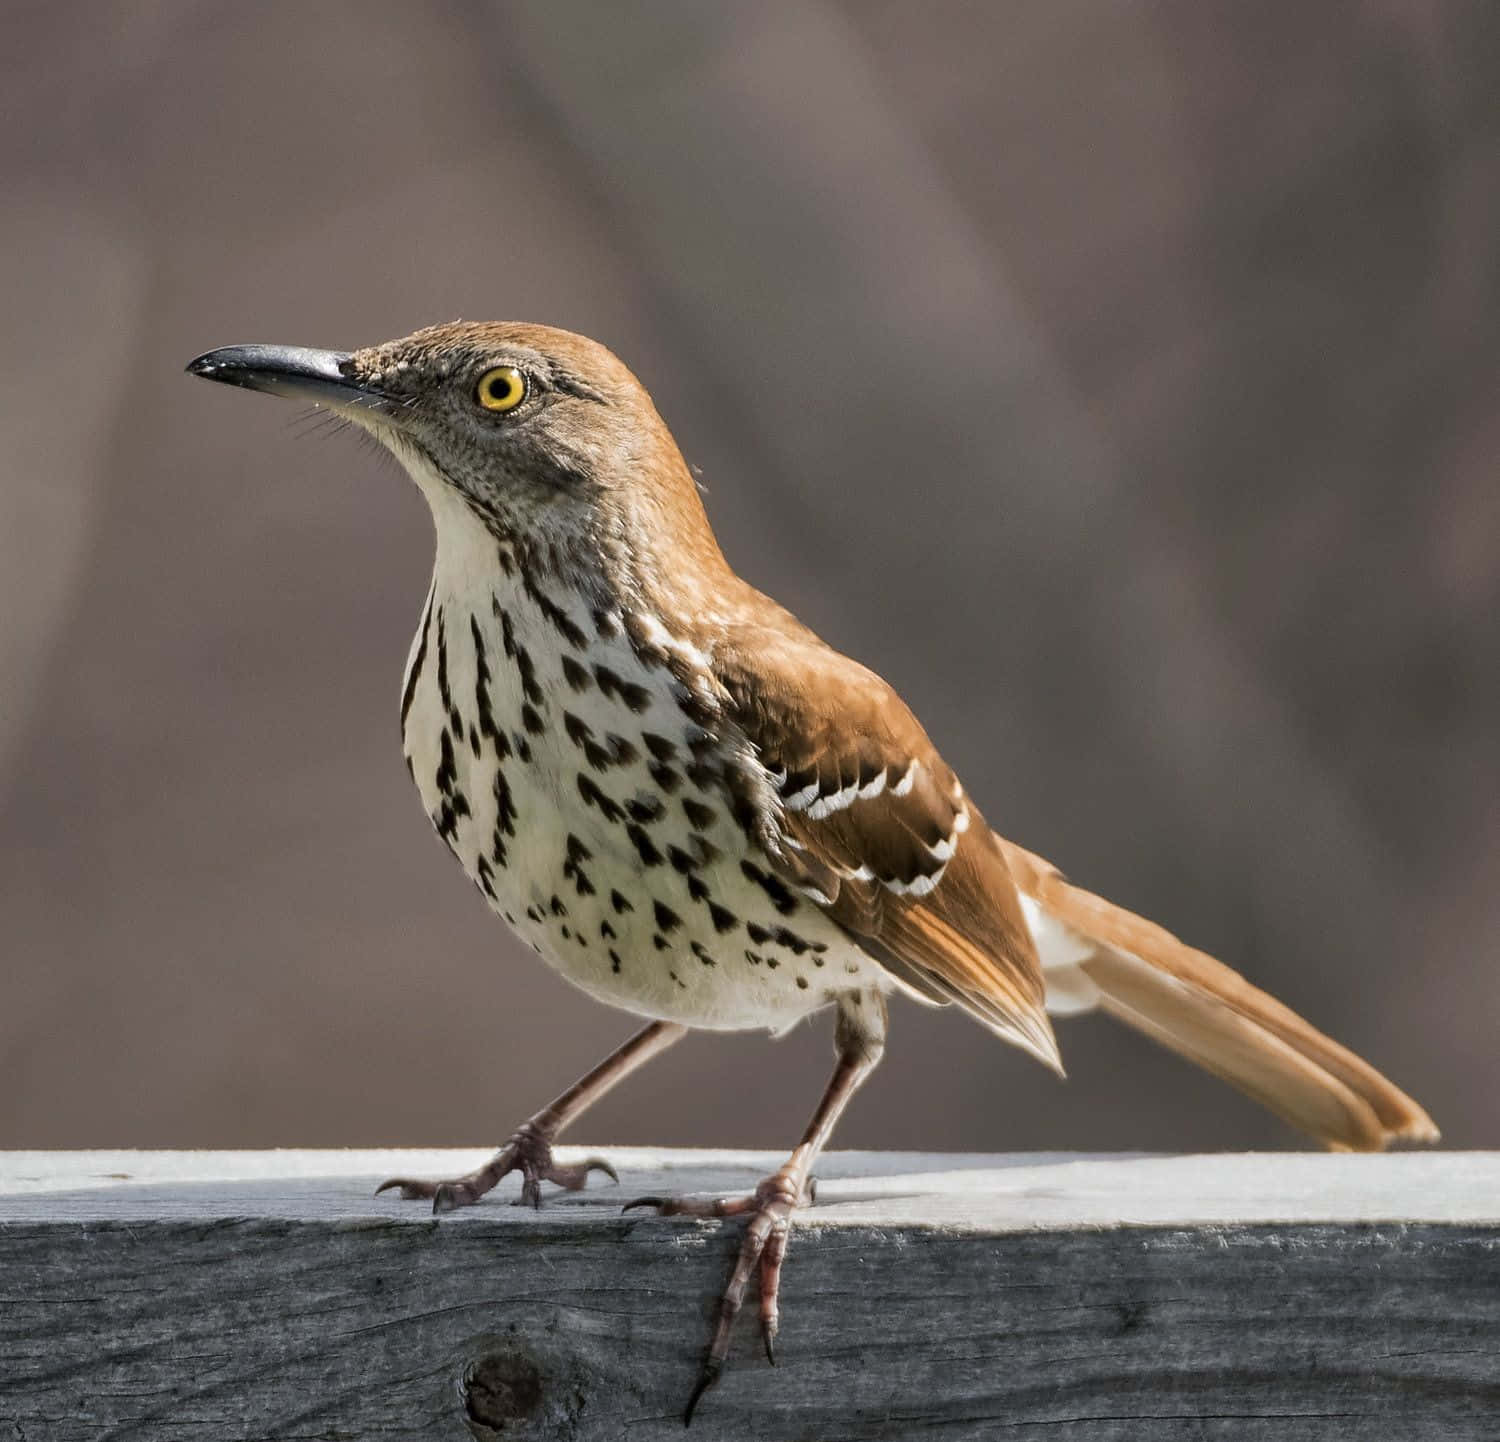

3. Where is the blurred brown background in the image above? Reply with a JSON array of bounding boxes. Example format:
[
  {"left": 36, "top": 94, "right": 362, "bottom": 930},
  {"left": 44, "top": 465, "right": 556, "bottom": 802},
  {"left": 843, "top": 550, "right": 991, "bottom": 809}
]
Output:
[{"left": 2, "top": 3, "right": 1495, "bottom": 1156}]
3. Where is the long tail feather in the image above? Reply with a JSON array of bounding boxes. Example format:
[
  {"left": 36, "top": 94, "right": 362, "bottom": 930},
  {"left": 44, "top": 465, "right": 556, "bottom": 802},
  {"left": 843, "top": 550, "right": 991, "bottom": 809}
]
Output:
[{"left": 998, "top": 839, "right": 1438, "bottom": 1151}]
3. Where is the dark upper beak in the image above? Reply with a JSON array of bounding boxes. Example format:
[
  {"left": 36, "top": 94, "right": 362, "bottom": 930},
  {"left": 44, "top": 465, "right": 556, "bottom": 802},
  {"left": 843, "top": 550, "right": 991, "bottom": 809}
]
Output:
[{"left": 185, "top": 344, "right": 379, "bottom": 410}]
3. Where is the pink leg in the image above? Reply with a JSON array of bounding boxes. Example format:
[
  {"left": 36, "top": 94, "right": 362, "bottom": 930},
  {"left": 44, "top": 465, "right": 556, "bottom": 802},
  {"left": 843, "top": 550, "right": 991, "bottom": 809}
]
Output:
[
  {"left": 378, "top": 1019, "right": 687, "bottom": 1211},
  {"left": 626, "top": 993, "right": 887, "bottom": 1424}
]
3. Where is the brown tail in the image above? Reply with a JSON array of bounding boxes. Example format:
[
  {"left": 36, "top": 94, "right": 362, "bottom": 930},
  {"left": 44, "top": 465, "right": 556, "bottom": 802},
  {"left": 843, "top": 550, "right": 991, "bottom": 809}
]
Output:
[{"left": 998, "top": 840, "right": 1439, "bottom": 1151}]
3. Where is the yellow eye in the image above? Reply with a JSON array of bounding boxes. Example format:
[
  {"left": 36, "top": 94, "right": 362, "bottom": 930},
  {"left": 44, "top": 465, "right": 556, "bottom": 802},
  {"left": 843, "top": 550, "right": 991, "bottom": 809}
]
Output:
[{"left": 476, "top": 365, "right": 526, "bottom": 413}]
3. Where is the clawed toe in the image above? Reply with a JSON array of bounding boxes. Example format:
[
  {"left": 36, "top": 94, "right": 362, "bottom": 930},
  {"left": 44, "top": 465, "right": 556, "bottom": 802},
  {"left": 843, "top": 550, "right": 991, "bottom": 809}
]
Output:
[
  {"left": 374, "top": 1177, "right": 436, "bottom": 1202},
  {"left": 625, "top": 1169, "right": 813, "bottom": 1424},
  {"left": 374, "top": 1175, "right": 485, "bottom": 1212},
  {"left": 376, "top": 1136, "right": 618, "bottom": 1212}
]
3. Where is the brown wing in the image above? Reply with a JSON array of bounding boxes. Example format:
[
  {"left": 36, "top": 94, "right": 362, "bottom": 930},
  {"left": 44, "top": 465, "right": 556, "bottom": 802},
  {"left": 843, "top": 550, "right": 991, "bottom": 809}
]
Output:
[{"left": 714, "top": 622, "right": 1061, "bottom": 1070}]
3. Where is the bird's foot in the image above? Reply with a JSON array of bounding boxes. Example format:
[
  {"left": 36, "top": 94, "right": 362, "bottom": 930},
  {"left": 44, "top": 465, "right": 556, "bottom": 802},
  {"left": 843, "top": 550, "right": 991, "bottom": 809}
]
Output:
[
  {"left": 624, "top": 1167, "right": 816, "bottom": 1424},
  {"left": 376, "top": 1120, "right": 617, "bottom": 1212}
]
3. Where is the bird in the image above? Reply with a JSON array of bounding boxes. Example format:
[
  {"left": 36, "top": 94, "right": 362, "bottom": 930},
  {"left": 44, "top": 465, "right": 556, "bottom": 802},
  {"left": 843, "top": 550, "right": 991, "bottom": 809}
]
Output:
[{"left": 187, "top": 322, "right": 1437, "bottom": 1421}]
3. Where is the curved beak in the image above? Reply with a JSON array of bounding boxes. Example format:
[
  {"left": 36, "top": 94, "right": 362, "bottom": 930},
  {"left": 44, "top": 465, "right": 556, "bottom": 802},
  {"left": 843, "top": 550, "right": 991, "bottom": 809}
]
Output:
[{"left": 185, "top": 344, "right": 384, "bottom": 412}]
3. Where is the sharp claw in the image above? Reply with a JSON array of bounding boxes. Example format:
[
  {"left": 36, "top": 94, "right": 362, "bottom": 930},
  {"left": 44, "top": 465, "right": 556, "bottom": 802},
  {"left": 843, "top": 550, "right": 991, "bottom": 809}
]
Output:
[
  {"left": 622, "top": 1196, "right": 664, "bottom": 1213},
  {"left": 587, "top": 1156, "right": 619, "bottom": 1184},
  {"left": 377, "top": 1178, "right": 434, "bottom": 1201},
  {"left": 762, "top": 1323, "right": 778, "bottom": 1367},
  {"left": 683, "top": 1358, "right": 721, "bottom": 1427}
]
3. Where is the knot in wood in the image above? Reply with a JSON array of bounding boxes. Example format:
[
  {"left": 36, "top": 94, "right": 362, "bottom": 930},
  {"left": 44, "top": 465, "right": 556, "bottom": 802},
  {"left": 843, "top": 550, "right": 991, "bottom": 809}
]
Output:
[{"left": 463, "top": 1347, "right": 543, "bottom": 1430}]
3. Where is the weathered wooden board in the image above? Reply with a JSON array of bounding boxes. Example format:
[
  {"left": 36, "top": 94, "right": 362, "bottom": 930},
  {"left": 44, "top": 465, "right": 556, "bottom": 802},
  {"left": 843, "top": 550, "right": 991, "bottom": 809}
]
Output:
[{"left": 3, "top": 1150, "right": 1498, "bottom": 1440}]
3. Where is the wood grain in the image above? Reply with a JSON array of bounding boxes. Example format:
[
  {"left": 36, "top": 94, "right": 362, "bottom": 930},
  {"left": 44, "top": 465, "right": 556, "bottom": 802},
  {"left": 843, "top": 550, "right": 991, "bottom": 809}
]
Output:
[{"left": 3, "top": 1150, "right": 1497, "bottom": 1440}]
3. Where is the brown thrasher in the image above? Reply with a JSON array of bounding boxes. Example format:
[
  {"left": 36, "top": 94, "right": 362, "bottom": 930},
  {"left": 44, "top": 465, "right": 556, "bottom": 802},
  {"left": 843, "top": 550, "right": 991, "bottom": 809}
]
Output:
[{"left": 187, "top": 323, "right": 1436, "bottom": 1421}]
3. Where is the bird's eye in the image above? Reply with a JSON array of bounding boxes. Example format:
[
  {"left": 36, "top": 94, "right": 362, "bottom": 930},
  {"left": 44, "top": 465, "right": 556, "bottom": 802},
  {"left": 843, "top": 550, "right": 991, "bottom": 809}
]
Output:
[{"left": 476, "top": 366, "right": 526, "bottom": 413}]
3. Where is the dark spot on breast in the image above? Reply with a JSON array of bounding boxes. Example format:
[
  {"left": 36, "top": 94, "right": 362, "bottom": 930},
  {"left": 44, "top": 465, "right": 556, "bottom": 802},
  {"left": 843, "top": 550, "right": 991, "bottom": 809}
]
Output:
[
  {"left": 607, "top": 734, "right": 640, "bottom": 765},
  {"left": 470, "top": 615, "right": 502, "bottom": 746},
  {"left": 515, "top": 735, "right": 532, "bottom": 763},
  {"left": 436, "top": 610, "right": 454, "bottom": 715},
  {"left": 609, "top": 949, "right": 622, "bottom": 973},
  {"left": 628, "top": 795, "right": 665, "bottom": 825},
  {"left": 559, "top": 925, "right": 570, "bottom": 939},
  {"left": 653, "top": 900, "right": 682, "bottom": 933},
  {"left": 496, "top": 547, "right": 515, "bottom": 577},
  {"left": 740, "top": 860, "right": 799, "bottom": 915},
  {"left": 653, "top": 933, "right": 671, "bottom": 951},
  {"left": 708, "top": 902, "right": 738, "bottom": 934},
  {"left": 610, "top": 889, "right": 634, "bottom": 914},
  {"left": 747, "top": 922, "right": 773, "bottom": 946},
  {"left": 690, "top": 941, "right": 717, "bottom": 967},
  {"left": 401, "top": 593, "right": 433, "bottom": 729},
  {"left": 594, "top": 663, "right": 653, "bottom": 713},
  {"left": 649, "top": 763, "right": 682, "bottom": 793},
  {"left": 642, "top": 732, "right": 678, "bottom": 763},
  {"left": 576, "top": 774, "right": 624, "bottom": 823},
  {"left": 627, "top": 824, "right": 663, "bottom": 866},
  {"left": 526, "top": 904, "right": 544, "bottom": 924},
  {"left": 514, "top": 649, "right": 543, "bottom": 707},
  {"left": 669, "top": 970, "right": 685, "bottom": 988},
  {"left": 795, "top": 976, "right": 809, "bottom": 990},
  {"left": 690, "top": 835, "right": 721, "bottom": 866},
  {"left": 744, "top": 950, "right": 765, "bottom": 966},
  {"left": 493, "top": 768, "right": 517, "bottom": 842},
  {"left": 563, "top": 711, "right": 592, "bottom": 747},
  {"left": 521, "top": 704, "right": 545, "bottom": 736},
  {"left": 563, "top": 835, "right": 596, "bottom": 897},
  {"left": 600, "top": 919, "right": 616, "bottom": 941},
  {"left": 594, "top": 608, "right": 621, "bottom": 638},
  {"left": 436, "top": 728, "right": 457, "bottom": 795},
  {"left": 560, "top": 654, "right": 592, "bottom": 692},
  {"left": 682, "top": 798, "right": 717, "bottom": 830},
  {"left": 523, "top": 572, "right": 589, "bottom": 649},
  {"left": 549, "top": 895, "right": 567, "bottom": 917},
  {"left": 666, "top": 844, "right": 698, "bottom": 875},
  {"left": 686, "top": 874, "right": 710, "bottom": 902},
  {"left": 772, "top": 926, "right": 815, "bottom": 955},
  {"left": 469, "top": 725, "right": 481, "bottom": 757}
]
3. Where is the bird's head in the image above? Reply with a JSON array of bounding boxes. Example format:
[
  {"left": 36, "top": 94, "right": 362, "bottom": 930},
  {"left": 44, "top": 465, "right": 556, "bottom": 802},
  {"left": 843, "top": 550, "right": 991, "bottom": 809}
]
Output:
[{"left": 187, "top": 321, "right": 724, "bottom": 593}]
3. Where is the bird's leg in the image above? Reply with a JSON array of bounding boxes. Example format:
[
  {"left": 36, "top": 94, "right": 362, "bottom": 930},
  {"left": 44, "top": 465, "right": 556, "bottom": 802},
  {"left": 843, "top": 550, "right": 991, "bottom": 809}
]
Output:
[
  {"left": 377, "top": 1019, "right": 687, "bottom": 1212},
  {"left": 625, "top": 993, "right": 887, "bottom": 1423}
]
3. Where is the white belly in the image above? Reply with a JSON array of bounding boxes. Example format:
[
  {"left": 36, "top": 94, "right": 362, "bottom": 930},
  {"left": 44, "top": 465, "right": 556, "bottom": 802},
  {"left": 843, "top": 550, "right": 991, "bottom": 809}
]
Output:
[{"left": 400, "top": 545, "right": 885, "bottom": 1033}]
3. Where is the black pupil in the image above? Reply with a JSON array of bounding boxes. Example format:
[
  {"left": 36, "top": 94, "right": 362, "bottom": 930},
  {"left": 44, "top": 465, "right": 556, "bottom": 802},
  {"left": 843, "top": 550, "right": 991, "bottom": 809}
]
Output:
[{"left": 489, "top": 374, "right": 515, "bottom": 402}]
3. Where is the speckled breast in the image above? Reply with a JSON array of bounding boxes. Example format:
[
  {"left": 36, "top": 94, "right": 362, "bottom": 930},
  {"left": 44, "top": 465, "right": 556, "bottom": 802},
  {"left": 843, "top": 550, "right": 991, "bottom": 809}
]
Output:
[{"left": 397, "top": 549, "right": 887, "bottom": 1033}]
